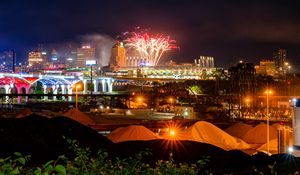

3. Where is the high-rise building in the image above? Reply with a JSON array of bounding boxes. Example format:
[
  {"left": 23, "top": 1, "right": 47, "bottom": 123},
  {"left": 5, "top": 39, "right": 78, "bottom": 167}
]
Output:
[
  {"left": 62, "top": 44, "right": 77, "bottom": 67},
  {"left": 0, "top": 51, "right": 16, "bottom": 72},
  {"left": 50, "top": 48, "right": 59, "bottom": 62},
  {"left": 110, "top": 42, "right": 126, "bottom": 68},
  {"left": 28, "top": 51, "right": 43, "bottom": 66},
  {"left": 273, "top": 48, "right": 287, "bottom": 68},
  {"left": 194, "top": 56, "right": 214, "bottom": 68},
  {"left": 255, "top": 60, "right": 277, "bottom": 76},
  {"left": 76, "top": 45, "right": 96, "bottom": 67}
]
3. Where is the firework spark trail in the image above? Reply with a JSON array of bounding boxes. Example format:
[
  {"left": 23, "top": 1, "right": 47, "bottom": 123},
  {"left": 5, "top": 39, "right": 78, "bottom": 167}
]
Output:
[{"left": 125, "top": 32, "right": 176, "bottom": 66}]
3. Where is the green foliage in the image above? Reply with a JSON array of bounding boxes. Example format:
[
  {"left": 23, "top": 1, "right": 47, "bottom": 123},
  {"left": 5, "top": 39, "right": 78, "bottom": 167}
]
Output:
[
  {"left": 0, "top": 152, "right": 30, "bottom": 175},
  {"left": 188, "top": 85, "right": 203, "bottom": 95},
  {"left": 2, "top": 140, "right": 300, "bottom": 174}
]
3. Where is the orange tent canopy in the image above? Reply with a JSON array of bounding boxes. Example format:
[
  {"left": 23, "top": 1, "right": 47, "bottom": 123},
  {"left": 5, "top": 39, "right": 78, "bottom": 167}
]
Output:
[
  {"left": 179, "top": 121, "right": 251, "bottom": 151},
  {"left": 63, "top": 109, "right": 95, "bottom": 126},
  {"left": 107, "top": 125, "right": 161, "bottom": 143},
  {"left": 225, "top": 123, "right": 253, "bottom": 139}
]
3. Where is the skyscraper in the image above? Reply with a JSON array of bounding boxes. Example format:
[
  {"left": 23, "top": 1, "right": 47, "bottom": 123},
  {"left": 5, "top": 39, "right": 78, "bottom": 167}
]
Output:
[
  {"left": 76, "top": 45, "right": 96, "bottom": 67},
  {"left": 50, "top": 48, "right": 59, "bottom": 62},
  {"left": 110, "top": 42, "right": 126, "bottom": 68},
  {"left": 28, "top": 51, "right": 43, "bottom": 66},
  {"left": 0, "top": 51, "right": 16, "bottom": 72},
  {"left": 273, "top": 48, "right": 287, "bottom": 68}
]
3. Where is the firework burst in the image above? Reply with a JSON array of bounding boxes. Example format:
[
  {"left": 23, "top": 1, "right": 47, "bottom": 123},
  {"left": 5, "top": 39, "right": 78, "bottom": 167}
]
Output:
[{"left": 125, "top": 32, "right": 177, "bottom": 66}]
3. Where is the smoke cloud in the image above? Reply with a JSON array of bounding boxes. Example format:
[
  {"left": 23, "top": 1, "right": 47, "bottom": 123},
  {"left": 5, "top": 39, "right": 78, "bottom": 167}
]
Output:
[{"left": 81, "top": 34, "right": 115, "bottom": 67}]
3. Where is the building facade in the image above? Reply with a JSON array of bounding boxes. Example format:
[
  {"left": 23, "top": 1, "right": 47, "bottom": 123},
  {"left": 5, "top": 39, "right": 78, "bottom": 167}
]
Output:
[
  {"left": 255, "top": 60, "right": 277, "bottom": 76},
  {"left": 0, "top": 51, "right": 16, "bottom": 72},
  {"left": 273, "top": 48, "right": 287, "bottom": 69},
  {"left": 28, "top": 51, "right": 43, "bottom": 66},
  {"left": 76, "top": 45, "right": 96, "bottom": 67},
  {"left": 110, "top": 42, "right": 126, "bottom": 68}
]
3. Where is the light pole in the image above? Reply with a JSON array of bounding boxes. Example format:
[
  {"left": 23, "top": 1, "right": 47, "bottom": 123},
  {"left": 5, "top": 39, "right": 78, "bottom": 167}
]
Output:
[
  {"left": 265, "top": 89, "right": 272, "bottom": 154},
  {"left": 76, "top": 85, "right": 80, "bottom": 109},
  {"left": 85, "top": 60, "right": 97, "bottom": 96},
  {"left": 90, "top": 65, "right": 93, "bottom": 96},
  {"left": 245, "top": 98, "right": 249, "bottom": 107}
]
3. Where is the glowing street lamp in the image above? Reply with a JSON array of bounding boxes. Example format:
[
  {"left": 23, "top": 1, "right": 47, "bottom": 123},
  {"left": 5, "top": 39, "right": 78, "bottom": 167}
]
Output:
[
  {"left": 137, "top": 97, "right": 143, "bottom": 102},
  {"left": 245, "top": 98, "right": 250, "bottom": 107},
  {"left": 170, "top": 130, "right": 176, "bottom": 136},
  {"left": 75, "top": 85, "right": 81, "bottom": 109},
  {"left": 265, "top": 89, "right": 273, "bottom": 154}
]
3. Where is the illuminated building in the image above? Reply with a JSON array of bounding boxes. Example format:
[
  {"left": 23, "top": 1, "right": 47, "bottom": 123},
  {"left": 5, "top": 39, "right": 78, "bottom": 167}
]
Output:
[
  {"left": 105, "top": 63, "right": 215, "bottom": 80},
  {"left": 194, "top": 56, "right": 214, "bottom": 67},
  {"left": 0, "top": 51, "right": 16, "bottom": 72},
  {"left": 28, "top": 51, "right": 43, "bottom": 66},
  {"left": 273, "top": 48, "right": 287, "bottom": 69},
  {"left": 50, "top": 48, "right": 59, "bottom": 62},
  {"left": 76, "top": 45, "right": 96, "bottom": 67},
  {"left": 107, "top": 43, "right": 216, "bottom": 80},
  {"left": 126, "top": 48, "right": 144, "bottom": 67},
  {"left": 255, "top": 60, "right": 277, "bottom": 76},
  {"left": 65, "top": 50, "right": 77, "bottom": 67},
  {"left": 110, "top": 42, "right": 126, "bottom": 68}
]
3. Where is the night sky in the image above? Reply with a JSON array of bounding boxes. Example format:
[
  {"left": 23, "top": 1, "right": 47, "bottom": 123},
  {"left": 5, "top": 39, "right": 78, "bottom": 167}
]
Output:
[{"left": 1, "top": 0, "right": 300, "bottom": 68}]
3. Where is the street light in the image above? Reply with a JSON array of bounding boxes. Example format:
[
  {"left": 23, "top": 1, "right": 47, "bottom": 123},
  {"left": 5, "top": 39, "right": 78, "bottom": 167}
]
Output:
[
  {"left": 75, "top": 85, "right": 81, "bottom": 109},
  {"left": 245, "top": 98, "right": 250, "bottom": 107},
  {"left": 137, "top": 97, "right": 143, "bottom": 102},
  {"left": 265, "top": 89, "right": 273, "bottom": 154},
  {"left": 169, "top": 97, "right": 173, "bottom": 103},
  {"left": 86, "top": 60, "right": 97, "bottom": 96}
]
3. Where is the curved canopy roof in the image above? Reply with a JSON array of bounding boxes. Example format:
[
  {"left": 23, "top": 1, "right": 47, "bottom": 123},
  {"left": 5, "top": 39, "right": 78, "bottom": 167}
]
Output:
[
  {"left": 0, "top": 76, "right": 30, "bottom": 85},
  {"left": 37, "top": 78, "right": 77, "bottom": 86}
]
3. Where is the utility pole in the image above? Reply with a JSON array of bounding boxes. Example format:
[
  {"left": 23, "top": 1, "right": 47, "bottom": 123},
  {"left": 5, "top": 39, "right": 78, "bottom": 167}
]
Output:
[{"left": 90, "top": 65, "right": 93, "bottom": 96}]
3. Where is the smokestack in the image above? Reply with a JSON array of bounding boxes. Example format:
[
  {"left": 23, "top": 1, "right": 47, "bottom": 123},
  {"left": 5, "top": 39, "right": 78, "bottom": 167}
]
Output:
[{"left": 12, "top": 50, "right": 16, "bottom": 73}]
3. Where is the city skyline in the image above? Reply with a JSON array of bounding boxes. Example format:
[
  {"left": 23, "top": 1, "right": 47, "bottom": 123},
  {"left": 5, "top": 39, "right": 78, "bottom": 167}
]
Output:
[{"left": 0, "top": 0, "right": 300, "bottom": 68}]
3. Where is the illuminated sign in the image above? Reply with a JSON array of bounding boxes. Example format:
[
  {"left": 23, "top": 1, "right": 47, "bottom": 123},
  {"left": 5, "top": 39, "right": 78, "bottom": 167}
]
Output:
[{"left": 86, "top": 60, "right": 97, "bottom": 66}]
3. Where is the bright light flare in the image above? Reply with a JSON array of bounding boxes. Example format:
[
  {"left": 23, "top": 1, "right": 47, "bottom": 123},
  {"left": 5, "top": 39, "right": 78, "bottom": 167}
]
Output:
[
  {"left": 169, "top": 129, "right": 176, "bottom": 136},
  {"left": 288, "top": 146, "right": 293, "bottom": 154},
  {"left": 163, "top": 122, "right": 185, "bottom": 140},
  {"left": 125, "top": 32, "right": 177, "bottom": 66},
  {"left": 265, "top": 90, "right": 273, "bottom": 94},
  {"left": 137, "top": 97, "right": 142, "bottom": 102}
]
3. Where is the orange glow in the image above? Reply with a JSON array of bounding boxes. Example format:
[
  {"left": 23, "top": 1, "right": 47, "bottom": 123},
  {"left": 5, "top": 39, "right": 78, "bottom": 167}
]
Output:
[
  {"left": 170, "top": 130, "right": 176, "bottom": 136},
  {"left": 264, "top": 90, "right": 273, "bottom": 94},
  {"left": 137, "top": 97, "right": 142, "bottom": 102},
  {"left": 163, "top": 121, "right": 184, "bottom": 140}
]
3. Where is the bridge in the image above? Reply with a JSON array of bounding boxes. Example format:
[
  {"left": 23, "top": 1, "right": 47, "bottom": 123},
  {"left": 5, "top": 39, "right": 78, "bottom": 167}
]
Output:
[{"left": 0, "top": 73, "right": 114, "bottom": 103}]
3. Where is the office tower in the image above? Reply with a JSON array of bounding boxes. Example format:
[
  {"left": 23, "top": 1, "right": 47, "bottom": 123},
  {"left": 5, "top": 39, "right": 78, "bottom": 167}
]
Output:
[
  {"left": 76, "top": 45, "right": 96, "bottom": 67},
  {"left": 50, "top": 48, "right": 58, "bottom": 62},
  {"left": 273, "top": 48, "right": 287, "bottom": 68},
  {"left": 0, "top": 50, "right": 16, "bottom": 72},
  {"left": 194, "top": 56, "right": 214, "bottom": 68},
  {"left": 110, "top": 42, "right": 126, "bottom": 67},
  {"left": 28, "top": 51, "right": 43, "bottom": 66}
]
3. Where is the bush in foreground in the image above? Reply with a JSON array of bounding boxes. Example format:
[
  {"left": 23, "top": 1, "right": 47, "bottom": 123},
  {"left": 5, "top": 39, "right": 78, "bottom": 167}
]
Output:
[
  {"left": 0, "top": 139, "right": 211, "bottom": 175},
  {"left": 0, "top": 139, "right": 299, "bottom": 174}
]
